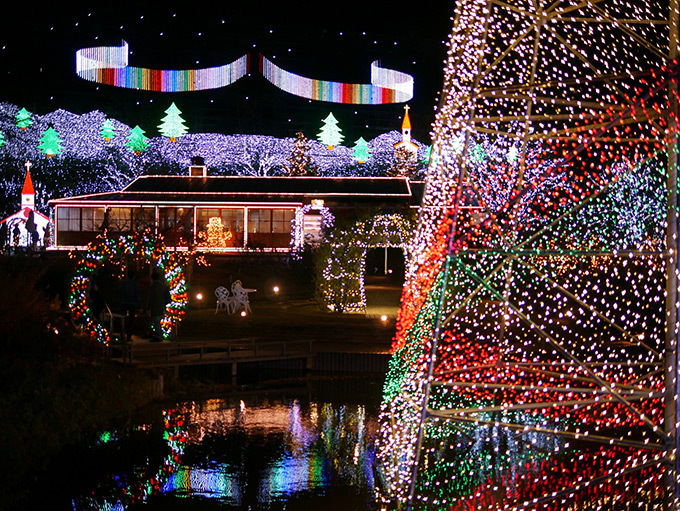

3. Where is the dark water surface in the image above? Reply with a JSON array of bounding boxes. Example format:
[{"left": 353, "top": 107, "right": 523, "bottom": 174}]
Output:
[{"left": 27, "top": 376, "right": 385, "bottom": 511}]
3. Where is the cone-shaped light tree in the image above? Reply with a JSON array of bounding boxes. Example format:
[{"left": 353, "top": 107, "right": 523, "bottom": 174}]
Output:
[
  {"left": 317, "top": 112, "right": 344, "bottom": 149},
  {"left": 158, "top": 102, "right": 189, "bottom": 142},
  {"left": 126, "top": 125, "right": 150, "bottom": 154},
  {"left": 284, "top": 132, "right": 317, "bottom": 176},
  {"left": 16, "top": 107, "right": 33, "bottom": 130},
  {"left": 100, "top": 119, "right": 116, "bottom": 141},
  {"left": 352, "top": 137, "right": 372, "bottom": 164},
  {"left": 38, "top": 126, "right": 63, "bottom": 157}
]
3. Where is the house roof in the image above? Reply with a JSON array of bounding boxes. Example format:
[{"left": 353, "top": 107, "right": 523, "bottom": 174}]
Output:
[{"left": 49, "top": 175, "right": 425, "bottom": 207}]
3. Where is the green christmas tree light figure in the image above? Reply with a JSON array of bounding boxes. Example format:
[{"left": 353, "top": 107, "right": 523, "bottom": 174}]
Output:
[
  {"left": 126, "top": 125, "right": 150, "bottom": 154},
  {"left": 158, "top": 102, "right": 189, "bottom": 142},
  {"left": 38, "top": 126, "right": 63, "bottom": 158},
  {"left": 100, "top": 119, "right": 116, "bottom": 141},
  {"left": 0, "top": 131, "right": 5, "bottom": 148},
  {"left": 317, "top": 112, "right": 344, "bottom": 149},
  {"left": 16, "top": 107, "right": 33, "bottom": 130},
  {"left": 284, "top": 132, "right": 317, "bottom": 176},
  {"left": 421, "top": 145, "right": 432, "bottom": 165},
  {"left": 352, "top": 137, "right": 372, "bottom": 164}
]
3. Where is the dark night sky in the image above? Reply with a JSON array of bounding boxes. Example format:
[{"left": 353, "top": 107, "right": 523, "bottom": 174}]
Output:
[{"left": 0, "top": 2, "right": 453, "bottom": 143}]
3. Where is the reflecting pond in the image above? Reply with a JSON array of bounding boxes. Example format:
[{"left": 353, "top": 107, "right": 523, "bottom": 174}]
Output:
[{"left": 27, "top": 377, "right": 385, "bottom": 511}]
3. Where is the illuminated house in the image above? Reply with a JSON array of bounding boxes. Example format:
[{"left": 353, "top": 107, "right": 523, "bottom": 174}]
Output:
[
  {"left": 48, "top": 163, "right": 426, "bottom": 252},
  {"left": 1, "top": 161, "right": 53, "bottom": 247}
]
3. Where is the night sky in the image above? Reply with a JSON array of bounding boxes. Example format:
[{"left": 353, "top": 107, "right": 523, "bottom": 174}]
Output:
[{"left": 0, "top": 2, "right": 453, "bottom": 143}]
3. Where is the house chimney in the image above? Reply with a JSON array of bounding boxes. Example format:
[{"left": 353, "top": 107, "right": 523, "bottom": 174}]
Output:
[{"left": 189, "top": 156, "right": 207, "bottom": 177}]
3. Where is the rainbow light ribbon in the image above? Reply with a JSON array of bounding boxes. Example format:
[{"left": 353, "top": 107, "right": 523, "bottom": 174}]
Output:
[
  {"left": 75, "top": 41, "right": 413, "bottom": 104},
  {"left": 257, "top": 54, "right": 413, "bottom": 104},
  {"left": 76, "top": 41, "right": 250, "bottom": 92}
]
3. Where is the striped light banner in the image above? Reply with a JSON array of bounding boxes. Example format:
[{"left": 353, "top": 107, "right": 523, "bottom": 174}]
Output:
[
  {"left": 258, "top": 54, "right": 413, "bottom": 104},
  {"left": 76, "top": 41, "right": 250, "bottom": 92},
  {"left": 75, "top": 41, "right": 414, "bottom": 104}
]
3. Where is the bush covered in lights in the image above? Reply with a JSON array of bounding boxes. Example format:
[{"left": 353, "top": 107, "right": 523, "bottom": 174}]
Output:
[{"left": 0, "top": 102, "right": 429, "bottom": 220}]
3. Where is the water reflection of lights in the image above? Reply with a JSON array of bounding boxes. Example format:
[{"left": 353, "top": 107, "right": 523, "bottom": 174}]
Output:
[
  {"left": 162, "top": 464, "right": 241, "bottom": 503},
  {"left": 71, "top": 396, "right": 378, "bottom": 510}
]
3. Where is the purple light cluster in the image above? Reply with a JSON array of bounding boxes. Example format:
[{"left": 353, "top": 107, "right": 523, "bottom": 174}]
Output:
[{"left": 0, "top": 102, "right": 429, "bottom": 220}]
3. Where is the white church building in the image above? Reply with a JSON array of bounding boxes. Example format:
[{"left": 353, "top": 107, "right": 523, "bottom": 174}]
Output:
[{"left": 0, "top": 161, "right": 52, "bottom": 250}]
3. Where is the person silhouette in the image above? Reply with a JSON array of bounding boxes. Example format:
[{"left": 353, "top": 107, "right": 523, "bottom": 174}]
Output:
[
  {"left": 12, "top": 224, "right": 20, "bottom": 251},
  {"left": 119, "top": 269, "right": 141, "bottom": 343}
]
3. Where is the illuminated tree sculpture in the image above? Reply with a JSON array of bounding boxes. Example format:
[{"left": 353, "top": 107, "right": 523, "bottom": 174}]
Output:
[
  {"left": 352, "top": 137, "right": 372, "bottom": 164},
  {"left": 37, "top": 126, "right": 63, "bottom": 157},
  {"left": 158, "top": 102, "right": 189, "bottom": 142},
  {"left": 15, "top": 107, "right": 32, "bottom": 130},
  {"left": 126, "top": 125, "right": 150, "bottom": 154},
  {"left": 284, "top": 132, "right": 316, "bottom": 176},
  {"left": 100, "top": 119, "right": 116, "bottom": 141},
  {"left": 377, "top": 1, "right": 680, "bottom": 510},
  {"left": 0, "top": 131, "right": 5, "bottom": 148},
  {"left": 388, "top": 146, "right": 417, "bottom": 177},
  {"left": 317, "top": 112, "right": 344, "bottom": 149}
]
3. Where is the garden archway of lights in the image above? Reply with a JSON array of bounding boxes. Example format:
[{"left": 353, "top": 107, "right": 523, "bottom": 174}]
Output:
[{"left": 377, "top": 0, "right": 680, "bottom": 509}]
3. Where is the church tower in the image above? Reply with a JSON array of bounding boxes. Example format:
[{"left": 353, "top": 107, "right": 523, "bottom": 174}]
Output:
[
  {"left": 401, "top": 104, "right": 412, "bottom": 144},
  {"left": 21, "top": 161, "right": 35, "bottom": 211},
  {"left": 393, "top": 105, "right": 419, "bottom": 158}
]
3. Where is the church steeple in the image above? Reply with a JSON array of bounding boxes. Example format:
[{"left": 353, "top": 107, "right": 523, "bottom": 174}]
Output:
[
  {"left": 21, "top": 160, "right": 35, "bottom": 210},
  {"left": 401, "top": 104, "right": 412, "bottom": 144},
  {"left": 393, "top": 104, "right": 418, "bottom": 158}
]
